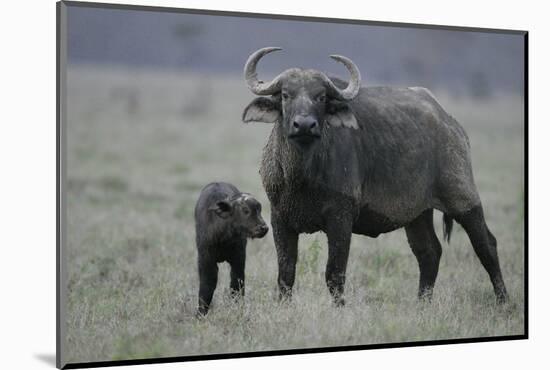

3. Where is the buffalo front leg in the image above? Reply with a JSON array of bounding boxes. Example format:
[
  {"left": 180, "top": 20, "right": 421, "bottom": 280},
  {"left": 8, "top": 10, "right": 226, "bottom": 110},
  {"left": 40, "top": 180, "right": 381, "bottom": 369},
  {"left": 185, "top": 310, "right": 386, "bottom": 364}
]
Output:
[
  {"left": 325, "top": 217, "right": 353, "bottom": 306},
  {"left": 405, "top": 209, "right": 442, "bottom": 301},
  {"left": 272, "top": 214, "right": 299, "bottom": 301},
  {"left": 228, "top": 241, "right": 246, "bottom": 299}
]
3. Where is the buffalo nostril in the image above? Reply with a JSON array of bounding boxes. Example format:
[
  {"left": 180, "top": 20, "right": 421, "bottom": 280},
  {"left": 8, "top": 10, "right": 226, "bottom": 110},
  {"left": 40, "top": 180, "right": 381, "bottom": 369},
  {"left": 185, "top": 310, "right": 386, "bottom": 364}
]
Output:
[
  {"left": 309, "top": 121, "right": 318, "bottom": 129},
  {"left": 293, "top": 121, "right": 300, "bottom": 129}
]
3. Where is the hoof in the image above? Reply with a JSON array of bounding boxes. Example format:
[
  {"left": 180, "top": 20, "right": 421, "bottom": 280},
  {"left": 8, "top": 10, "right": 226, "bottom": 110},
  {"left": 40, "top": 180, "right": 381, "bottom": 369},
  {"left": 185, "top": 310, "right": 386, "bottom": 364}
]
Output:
[
  {"left": 334, "top": 297, "right": 345, "bottom": 307},
  {"left": 195, "top": 308, "right": 209, "bottom": 319}
]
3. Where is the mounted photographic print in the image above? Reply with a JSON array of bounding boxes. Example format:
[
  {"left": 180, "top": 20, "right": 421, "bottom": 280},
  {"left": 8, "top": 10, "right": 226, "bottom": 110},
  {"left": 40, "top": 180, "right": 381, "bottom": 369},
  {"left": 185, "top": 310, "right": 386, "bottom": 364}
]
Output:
[{"left": 57, "top": 1, "right": 527, "bottom": 368}]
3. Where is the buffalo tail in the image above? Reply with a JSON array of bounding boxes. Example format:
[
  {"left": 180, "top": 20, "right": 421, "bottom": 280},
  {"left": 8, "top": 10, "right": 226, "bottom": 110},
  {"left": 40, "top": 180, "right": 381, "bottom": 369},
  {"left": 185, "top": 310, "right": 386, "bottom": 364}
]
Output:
[{"left": 443, "top": 213, "right": 454, "bottom": 243}]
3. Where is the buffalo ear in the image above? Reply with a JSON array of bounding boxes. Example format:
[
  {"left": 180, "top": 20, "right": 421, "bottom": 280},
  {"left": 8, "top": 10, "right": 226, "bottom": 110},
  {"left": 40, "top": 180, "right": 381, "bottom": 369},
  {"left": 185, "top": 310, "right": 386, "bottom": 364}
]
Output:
[
  {"left": 242, "top": 97, "right": 281, "bottom": 124},
  {"left": 325, "top": 100, "right": 358, "bottom": 129},
  {"left": 210, "top": 200, "right": 233, "bottom": 219}
]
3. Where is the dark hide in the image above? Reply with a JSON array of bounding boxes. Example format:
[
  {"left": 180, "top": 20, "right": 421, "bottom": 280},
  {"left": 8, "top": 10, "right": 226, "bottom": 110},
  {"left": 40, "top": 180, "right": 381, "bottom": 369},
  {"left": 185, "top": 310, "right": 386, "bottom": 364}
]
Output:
[
  {"left": 194, "top": 182, "right": 268, "bottom": 316},
  {"left": 243, "top": 74, "right": 508, "bottom": 304}
]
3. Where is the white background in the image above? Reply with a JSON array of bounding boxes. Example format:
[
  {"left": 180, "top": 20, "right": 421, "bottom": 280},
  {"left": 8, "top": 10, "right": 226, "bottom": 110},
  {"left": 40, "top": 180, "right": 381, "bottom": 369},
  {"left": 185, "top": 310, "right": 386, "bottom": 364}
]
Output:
[{"left": 1, "top": 0, "right": 546, "bottom": 368}]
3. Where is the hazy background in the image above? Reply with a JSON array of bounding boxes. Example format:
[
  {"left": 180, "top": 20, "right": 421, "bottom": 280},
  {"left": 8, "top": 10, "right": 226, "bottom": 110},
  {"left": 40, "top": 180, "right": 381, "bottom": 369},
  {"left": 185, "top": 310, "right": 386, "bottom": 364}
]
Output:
[
  {"left": 68, "top": 5, "right": 524, "bottom": 98},
  {"left": 64, "top": 4, "right": 525, "bottom": 364}
]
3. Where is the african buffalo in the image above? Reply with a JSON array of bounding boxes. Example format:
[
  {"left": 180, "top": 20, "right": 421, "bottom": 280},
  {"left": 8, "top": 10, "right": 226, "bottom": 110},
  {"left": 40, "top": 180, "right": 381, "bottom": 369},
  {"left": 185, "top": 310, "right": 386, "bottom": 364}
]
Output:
[
  {"left": 241, "top": 47, "right": 508, "bottom": 305},
  {"left": 194, "top": 182, "right": 269, "bottom": 316}
]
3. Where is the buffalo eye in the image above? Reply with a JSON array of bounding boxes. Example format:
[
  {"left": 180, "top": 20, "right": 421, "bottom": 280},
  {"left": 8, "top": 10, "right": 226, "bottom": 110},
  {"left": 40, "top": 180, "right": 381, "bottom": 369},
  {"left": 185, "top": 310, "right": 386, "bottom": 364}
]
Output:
[
  {"left": 242, "top": 207, "right": 251, "bottom": 216},
  {"left": 316, "top": 94, "right": 326, "bottom": 103},
  {"left": 282, "top": 92, "right": 290, "bottom": 101}
]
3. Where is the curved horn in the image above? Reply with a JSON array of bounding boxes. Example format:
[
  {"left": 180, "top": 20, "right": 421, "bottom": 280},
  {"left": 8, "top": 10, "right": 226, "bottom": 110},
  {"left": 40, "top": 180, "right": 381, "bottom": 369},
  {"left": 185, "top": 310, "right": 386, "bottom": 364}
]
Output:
[
  {"left": 322, "top": 55, "right": 361, "bottom": 101},
  {"left": 244, "top": 47, "right": 284, "bottom": 95}
]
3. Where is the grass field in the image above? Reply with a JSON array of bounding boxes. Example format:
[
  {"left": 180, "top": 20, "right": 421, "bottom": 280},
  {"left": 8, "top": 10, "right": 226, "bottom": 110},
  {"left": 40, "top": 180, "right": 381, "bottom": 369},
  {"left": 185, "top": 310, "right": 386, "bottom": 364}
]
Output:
[{"left": 64, "top": 65, "right": 525, "bottom": 364}]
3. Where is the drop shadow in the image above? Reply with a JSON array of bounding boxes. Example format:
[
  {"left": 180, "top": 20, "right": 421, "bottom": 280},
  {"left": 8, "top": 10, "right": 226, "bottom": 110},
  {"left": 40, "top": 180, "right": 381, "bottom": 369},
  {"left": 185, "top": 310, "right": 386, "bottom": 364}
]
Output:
[{"left": 34, "top": 353, "right": 56, "bottom": 367}]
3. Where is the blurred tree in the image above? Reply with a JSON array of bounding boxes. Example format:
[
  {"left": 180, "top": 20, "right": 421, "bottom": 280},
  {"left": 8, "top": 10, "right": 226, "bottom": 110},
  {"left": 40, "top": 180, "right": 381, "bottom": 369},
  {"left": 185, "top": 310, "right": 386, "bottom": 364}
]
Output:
[
  {"left": 173, "top": 22, "right": 203, "bottom": 67},
  {"left": 470, "top": 70, "right": 493, "bottom": 100}
]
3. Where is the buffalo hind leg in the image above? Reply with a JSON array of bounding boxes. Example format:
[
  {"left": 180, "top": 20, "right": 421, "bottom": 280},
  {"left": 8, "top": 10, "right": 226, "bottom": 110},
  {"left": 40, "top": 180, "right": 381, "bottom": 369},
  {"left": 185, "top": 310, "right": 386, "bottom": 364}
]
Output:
[
  {"left": 454, "top": 205, "right": 508, "bottom": 303},
  {"left": 272, "top": 214, "right": 299, "bottom": 301},
  {"left": 405, "top": 209, "right": 442, "bottom": 301},
  {"left": 197, "top": 260, "right": 218, "bottom": 317}
]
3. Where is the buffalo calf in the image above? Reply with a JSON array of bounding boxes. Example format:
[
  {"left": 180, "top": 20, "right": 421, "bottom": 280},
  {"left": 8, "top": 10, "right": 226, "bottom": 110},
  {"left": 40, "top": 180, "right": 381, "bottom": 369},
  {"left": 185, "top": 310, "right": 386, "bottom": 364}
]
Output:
[{"left": 194, "top": 182, "right": 268, "bottom": 316}]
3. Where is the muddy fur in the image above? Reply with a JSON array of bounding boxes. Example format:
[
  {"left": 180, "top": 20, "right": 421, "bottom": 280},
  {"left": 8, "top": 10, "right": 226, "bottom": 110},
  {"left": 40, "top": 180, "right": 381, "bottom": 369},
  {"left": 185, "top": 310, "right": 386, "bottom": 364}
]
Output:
[{"left": 243, "top": 58, "right": 508, "bottom": 304}]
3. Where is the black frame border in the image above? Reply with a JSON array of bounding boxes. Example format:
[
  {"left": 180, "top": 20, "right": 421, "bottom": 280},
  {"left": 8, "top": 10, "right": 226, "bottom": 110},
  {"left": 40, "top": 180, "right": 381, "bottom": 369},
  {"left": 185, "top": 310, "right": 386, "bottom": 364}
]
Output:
[{"left": 56, "top": 1, "right": 529, "bottom": 369}]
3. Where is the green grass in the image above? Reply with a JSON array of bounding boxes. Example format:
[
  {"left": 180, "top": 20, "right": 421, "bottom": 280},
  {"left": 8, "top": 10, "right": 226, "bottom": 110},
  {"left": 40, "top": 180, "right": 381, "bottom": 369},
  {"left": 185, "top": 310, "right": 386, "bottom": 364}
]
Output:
[{"left": 64, "top": 66, "right": 525, "bottom": 363}]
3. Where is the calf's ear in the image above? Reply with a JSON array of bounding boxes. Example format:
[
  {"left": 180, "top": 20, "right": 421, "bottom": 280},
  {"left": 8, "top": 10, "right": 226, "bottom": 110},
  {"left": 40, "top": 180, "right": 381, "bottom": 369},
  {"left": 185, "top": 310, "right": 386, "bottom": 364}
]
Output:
[
  {"left": 242, "top": 97, "right": 281, "bottom": 123},
  {"left": 210, "top": 200, "right": 233, "bottom": 219},
  {"left": 325, "top": 100, "right": 358, "bottom": 129}
]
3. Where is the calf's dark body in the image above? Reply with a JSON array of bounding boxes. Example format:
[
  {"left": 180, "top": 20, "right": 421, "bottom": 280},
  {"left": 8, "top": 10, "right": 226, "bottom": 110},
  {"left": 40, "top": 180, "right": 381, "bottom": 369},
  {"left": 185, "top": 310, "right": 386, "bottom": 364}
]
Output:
[{"left": 194, "top": 182, "right": 267, "bottom": 315}]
